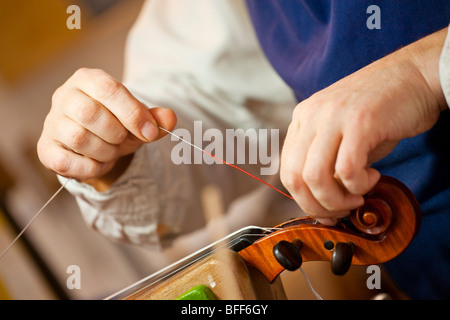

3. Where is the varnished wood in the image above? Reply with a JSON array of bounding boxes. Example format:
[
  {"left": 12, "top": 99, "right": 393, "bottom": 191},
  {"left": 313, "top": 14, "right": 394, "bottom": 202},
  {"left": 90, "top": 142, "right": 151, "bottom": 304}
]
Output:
[
  {"left": 238, "top": 176, "right": 421, "bottom": 282},
  {"left": 121, "top": 249, "right": 286, "bottom": 300},
  {"left": 110, "top": 175, "right": 419, "bottom": 299}
]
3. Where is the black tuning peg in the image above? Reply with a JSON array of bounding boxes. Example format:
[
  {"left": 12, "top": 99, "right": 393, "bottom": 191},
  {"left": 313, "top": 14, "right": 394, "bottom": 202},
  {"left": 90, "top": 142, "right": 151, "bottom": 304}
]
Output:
[
  {"left": 273, "top": 239, "right": 303, "bottom": 271},
  {"left": 331, "top": 242, "right": 356, "bottom": 275}
]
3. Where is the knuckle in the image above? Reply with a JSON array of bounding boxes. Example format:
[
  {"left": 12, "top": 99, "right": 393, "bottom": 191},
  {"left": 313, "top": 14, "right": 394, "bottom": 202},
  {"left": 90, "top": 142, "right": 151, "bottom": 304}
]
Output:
[
  {"left": 303, "top": 177, "right": 335, "bottom": 211},
  {"left": 74, "top": 68, "right": 123, "bottom": 101},
  {"left": 36, "top": 138, "right": 71, "bottom": 175},
  {"left": 302, "top": 165, "right": 321, "bottom": 187},
  {"left": 50, "top": 152, "right": 72, "bottom": 175},
  {"left": 112, "top": 127, "right": 129, "bottom": 144},
  {"left": 82, "top": 160, "right": 104, "bottom": 179},
  {"left": 280, "top": 169, "right": 301, "bottom": 193},
  {"left": 73, "top": 67, "right": 101, "bottom": 82},
  {"left": 72, "top": 67, "right": 94, "bottom": 84},
  {"left": 73, "top": 67, "right": 90, "bottom": 78},
  {"left": 36, "top": 138, "right": 51, "bottom": 168},
  {"left": 70, "top": 125, "right": 89, "bottom": 150},
  {"left": 41, "top": 114, "right": 53, "bottom": 133},
  {"left": 94, "top": 73, "right": 122, "bottom": 101},
  {"left": 347, "top": 107, "right": 374, "bottom": 130},
  {"left": 75, "top": 99, "right": 100, "bottom": 126},
  {"left": 51, "top": 85, "right": 66, "bottom": 105},
  {"left": 123, "top": 105, "right": 146, "bottom": 127},
  {"left": 335, "top": 160, "right": 354, "bottom": 181},
  {"left": 318, "top": 197, "right": 340, "bottom": 212},
  {"left": 341, "top": 180, "right": 362, "bottom": 196},
  {"left": 105, "top": 128, "right": 129, "bottom": 146},
  {"left": 313, "top": 190, "right": 344, "bottom": 212},
  {"left": 292, "top": 104, "right": 302, "bottom": 119},
  {"left": 280, "top": 173, "right": 292, "bottom": 190},
  {"left": 101, "top": 146, "right": 121, "bottom": 163},
  {"left": 279, "top": 163, "right": 291, "bottom": 186},
  {"left": 54, "top": 153, "right": 103, "bottom": 180},
  {"left": 292, "top": 102, "right": 308, "bottom": 123}
]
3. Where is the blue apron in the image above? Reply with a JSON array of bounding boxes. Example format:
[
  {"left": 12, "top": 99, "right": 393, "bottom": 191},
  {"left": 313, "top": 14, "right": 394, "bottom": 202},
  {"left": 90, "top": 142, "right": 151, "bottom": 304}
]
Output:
[{"left": 246, "top": 0, "right": 450, "bottom": 299}]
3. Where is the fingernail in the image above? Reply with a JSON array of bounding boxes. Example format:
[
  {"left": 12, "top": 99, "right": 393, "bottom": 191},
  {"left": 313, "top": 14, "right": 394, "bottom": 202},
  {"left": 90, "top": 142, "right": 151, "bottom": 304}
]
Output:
[{"left": 141, "top": 121, "right": 159, "bottom": 142}]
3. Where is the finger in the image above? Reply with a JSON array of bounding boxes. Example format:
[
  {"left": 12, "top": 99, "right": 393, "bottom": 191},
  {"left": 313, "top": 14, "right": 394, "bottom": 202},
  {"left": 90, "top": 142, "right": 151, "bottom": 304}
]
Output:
[
  {"left": 62, "top": 88, "right": 129, "bottom": 145},
  {"left": 302, "top": 131, "right": 364, "bottom": 211},
  {"left": 280, "top": 119, "right": 309, "bottom": 195},
  {"left": 291, "top": 182, "right": 350, "bottom": 221},
  {"left": 148, "top": 107, "right": 177, "bottom": 139},
  {"left": 335, "top": 131, "right": 381, "bottom": 195},
  {"left": 281, "top": 125, "right": 341, "bottom": 218},
  {"left": 118, "top": 132, "right": 147, "bottom": 157},
  {"left": 315, "top": 217, "right": 339, "bottom": 226},
  {"left": 116, "top": 107, "right": 178, "bottom": 156},
  {"left": 69, "top": 68, "right": 159, "bottom": 142},
  {"left": 54, "top": 117, "right": 120, "bottom": 163},
  {"left": 39, "top": 141, "right": 107, "bottom": 181}
]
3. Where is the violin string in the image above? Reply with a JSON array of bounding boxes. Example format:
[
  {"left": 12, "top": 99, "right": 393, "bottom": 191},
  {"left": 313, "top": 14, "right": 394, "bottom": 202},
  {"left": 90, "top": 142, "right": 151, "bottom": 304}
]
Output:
[
  {"left": 1, "top": 126, "right": 323, "bottom": 300},
  {"left": 160, "top": 126, "right": 324, "bottom": 300},
  {"left": 0, "top": 127, "right": 291, "bottom": 261},
  {"left": 159, "top": 127, "right": 294, "bottom": 201},
  {"left": 0, "top": 178, "right": 71, "bottom": 261},
  {"left": 299, "top": 267, "right": 323, "bottom": 300},
  {"left": 115, "top": 232, "right": 274, "bottom": 299}
]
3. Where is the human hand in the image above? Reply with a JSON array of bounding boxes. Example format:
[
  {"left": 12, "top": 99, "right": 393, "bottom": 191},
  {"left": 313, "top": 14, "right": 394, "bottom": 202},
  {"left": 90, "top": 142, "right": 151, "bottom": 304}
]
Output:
[
  {"left": 37, "top": 68, "right": 177, "bottom": 187},
  {"left": 280, "top": 33, "right": 446, "bottom": 225}
]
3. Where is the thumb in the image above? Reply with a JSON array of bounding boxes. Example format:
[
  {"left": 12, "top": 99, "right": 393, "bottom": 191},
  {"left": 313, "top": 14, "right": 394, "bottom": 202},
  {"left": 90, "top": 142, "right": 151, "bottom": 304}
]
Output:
[
  {"left": 118, "top": 107, "right": 177, "bottom": 156},
  {"left": 148, "top": 107, "right": 177, "bottom": 140}
]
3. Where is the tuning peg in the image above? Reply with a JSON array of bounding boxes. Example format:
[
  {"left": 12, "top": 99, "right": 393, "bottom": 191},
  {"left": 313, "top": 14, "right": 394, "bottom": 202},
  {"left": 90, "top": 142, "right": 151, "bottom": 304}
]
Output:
[
  {"left": 331, "top": 242, "right": 356, "bottom": 275},
  {"left": 273, "top": 239, "right": 303, "bottom": 271}
]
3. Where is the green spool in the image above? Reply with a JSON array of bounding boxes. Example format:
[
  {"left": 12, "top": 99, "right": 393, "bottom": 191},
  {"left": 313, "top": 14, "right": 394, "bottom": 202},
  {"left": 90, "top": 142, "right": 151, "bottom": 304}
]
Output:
[{"left": 175, "top": 285, "right": 217, "bottom": 300}]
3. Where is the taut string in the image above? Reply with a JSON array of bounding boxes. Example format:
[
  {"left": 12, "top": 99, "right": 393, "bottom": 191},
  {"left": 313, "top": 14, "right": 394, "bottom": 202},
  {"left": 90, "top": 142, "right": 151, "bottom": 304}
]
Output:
[
  {"left": 158, "top": 126, "right": 294, "bottom": 201},
  {"left": 0, "top": 126, "right": 323, "bottom": 300},
  {"left": 0, "top": 178, "right": 71, "bottom": 261}
]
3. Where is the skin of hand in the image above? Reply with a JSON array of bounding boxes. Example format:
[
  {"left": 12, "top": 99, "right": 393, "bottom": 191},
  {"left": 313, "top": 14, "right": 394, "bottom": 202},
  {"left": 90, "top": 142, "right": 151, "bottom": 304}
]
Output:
[
  {"left": 280, "top": 28, "right": 448, "bottom": 225},
  {"left": 37, "top": 68, "right": 177, "bottom": 192}
]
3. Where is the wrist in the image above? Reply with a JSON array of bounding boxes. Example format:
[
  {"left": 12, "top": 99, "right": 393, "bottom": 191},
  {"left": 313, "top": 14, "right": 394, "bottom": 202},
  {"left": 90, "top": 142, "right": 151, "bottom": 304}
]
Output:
[{"left": 407, "top": 27, "right": 448, "bottom": 111}]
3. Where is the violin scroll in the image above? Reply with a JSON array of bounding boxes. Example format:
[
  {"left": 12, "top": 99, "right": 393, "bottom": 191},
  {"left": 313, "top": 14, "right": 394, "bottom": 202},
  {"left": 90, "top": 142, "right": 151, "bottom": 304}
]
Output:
[{"left": 238, "top": 175, "right": 421, "bottom": 282}]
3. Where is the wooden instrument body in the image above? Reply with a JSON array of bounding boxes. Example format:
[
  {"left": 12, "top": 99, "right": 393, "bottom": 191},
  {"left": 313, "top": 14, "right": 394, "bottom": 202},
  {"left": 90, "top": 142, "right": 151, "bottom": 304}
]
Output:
[
  {"left": 117, "top": 249, "right": 286, "bottom": 300},
  {"left": 108, "top": 176, "right": 421, "bottom": 300}
]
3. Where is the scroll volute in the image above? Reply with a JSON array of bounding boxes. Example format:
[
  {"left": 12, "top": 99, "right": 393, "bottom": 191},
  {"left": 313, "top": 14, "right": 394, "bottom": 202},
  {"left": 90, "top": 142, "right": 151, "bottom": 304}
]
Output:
[{"left": 349, "top": 175, "right": 421, "bottom": 238}]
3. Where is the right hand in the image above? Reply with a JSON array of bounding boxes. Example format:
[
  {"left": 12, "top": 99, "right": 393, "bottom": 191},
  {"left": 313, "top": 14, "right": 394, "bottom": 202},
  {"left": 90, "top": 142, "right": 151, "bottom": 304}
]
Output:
[
  {"left": 280, "top": 28, "right": 447, "bottom": 225},
  {"left": 37, "top": 68, "right": 177, "bottom": 185}
]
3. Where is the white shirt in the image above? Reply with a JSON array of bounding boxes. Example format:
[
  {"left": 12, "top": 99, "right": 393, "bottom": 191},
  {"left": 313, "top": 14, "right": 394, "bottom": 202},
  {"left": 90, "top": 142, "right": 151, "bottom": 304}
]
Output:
[
  {"left": 59, "top": 0, "right": 298, "bottom": 249},
  {"left": 440, "top": 25, "right": 450, "bottom": 108}
]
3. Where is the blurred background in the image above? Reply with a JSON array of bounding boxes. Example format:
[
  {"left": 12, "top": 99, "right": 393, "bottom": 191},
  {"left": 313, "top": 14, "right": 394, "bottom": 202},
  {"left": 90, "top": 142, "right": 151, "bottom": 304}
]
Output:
[
  {"left": 0, "top": 0, "right": 403, "bottom": 300},
  {"left": 0, "top": 0, "right": 159, "bottom": 300}
]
